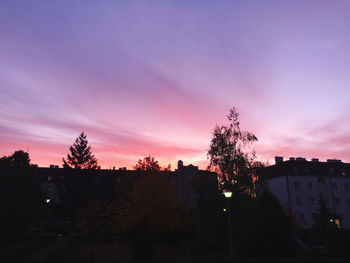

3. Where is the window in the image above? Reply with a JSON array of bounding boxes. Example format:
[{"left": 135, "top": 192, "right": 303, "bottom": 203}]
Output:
[
  {"left": 297, "top": 197, "right": 302, "bottom": 206},
  {"left": 345, "top": 183, "right": 350, "bottom": 192},
  {"left": 335, "top": 198, "right": 340, "bottom": 205},
  {"left": 307, "top": 182, "right": 313, "bottom": 189},
  {"left": 335, "top": 219, "right": 341, "bottom": 228},
  {"left": 309, "top": 197, "right": 315, "bottom": 205},
  {"left": 329, "top": 167, "right": 335, "bottom": 175},
  {"left": 332, "top": 182, "right": 338, "bottom": 190},
  {"left": 294, "top": 181, "right": 301, "bottom": 191},
  {"left": 347, "top": 199, "right": 350, "bottom": 207},
  {"left": 318, "top": 177, "right": 326, "bottom": 183}
]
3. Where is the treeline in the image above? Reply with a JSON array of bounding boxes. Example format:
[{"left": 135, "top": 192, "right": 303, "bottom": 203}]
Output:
[
  {"left": 2, "top": 107, "right": 350, "bottom": 261},
  {"left": 0, "top": 149, "right": 297, "bottom": 260}
]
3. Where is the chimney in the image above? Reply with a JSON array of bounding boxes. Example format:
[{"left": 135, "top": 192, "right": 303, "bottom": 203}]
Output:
[
  {"left": 275, "top": 156, "right": 283, "bottom": 164},
  {"left": 178, "top": 160, "right": 184, "bottom": 169}
]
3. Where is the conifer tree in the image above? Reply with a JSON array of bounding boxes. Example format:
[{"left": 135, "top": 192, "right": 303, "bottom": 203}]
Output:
[{"left": 63, "top": 132, "right": 98, "bottom": 169}]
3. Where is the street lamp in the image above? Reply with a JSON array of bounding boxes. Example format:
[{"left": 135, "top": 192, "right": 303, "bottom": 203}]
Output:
[
  {"left": 224, "top": 190, "right": 232, "bottom": 198},
  {"left": 224, "top": 190, "right": 233, "bottom": 263}
]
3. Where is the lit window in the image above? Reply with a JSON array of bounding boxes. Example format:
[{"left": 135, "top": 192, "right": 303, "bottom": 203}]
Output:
[{"left": 335, "top": 219, "right": 341, "bottom": 228}]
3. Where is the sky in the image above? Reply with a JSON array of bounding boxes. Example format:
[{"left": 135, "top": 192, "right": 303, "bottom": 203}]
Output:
[{"left": 1, "top": 0, "right": 350, "bottom": 169}]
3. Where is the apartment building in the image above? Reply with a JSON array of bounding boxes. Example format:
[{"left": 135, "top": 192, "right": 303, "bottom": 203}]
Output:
[{"left": 261, "top": 157, "right": 350, "bottom": 229}]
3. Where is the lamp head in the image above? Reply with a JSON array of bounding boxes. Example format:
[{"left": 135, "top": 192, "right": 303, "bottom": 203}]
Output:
[{"left": 224, "top": 190, "right": 232, "bottom": 198}]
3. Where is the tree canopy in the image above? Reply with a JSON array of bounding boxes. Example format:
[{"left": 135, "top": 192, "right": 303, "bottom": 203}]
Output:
[
  {"left": 121, "top": 173, "right": 184, "bottom": 234},
  {"left": 0, "top": 150, "right": 31, "bottom": 168},
  {"left": 133, "top": 155, "right": 162, "bottom": 172},
  {"left": 0, "top": 151, "right": 46, "bottom": 247},
  {"left": 63, "top": 132, "right": 98, "bottom": 169},
  {"left": 207, "top": 107, "right": 259, "bottom": 194}
]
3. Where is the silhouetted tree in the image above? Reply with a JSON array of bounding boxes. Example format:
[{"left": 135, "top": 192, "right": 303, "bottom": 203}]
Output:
[
  {"left": 63, "top": 132, "right": 98, "bottom": 169},
  {"left": 0, "top": 151, "right": 46, "bottom": 247},
  {"left": 207, "top": 107, "right": 258, "bottom": 195},
  {"left": 313, "top": 192, "right": 333, "bottom": 228},
  {"left": 0, "top": 150, "right": 31, "bottom": 168},
  {"left": 77, "top": 199, "right": 117, "bottom": 245},
  {"left": 253, "top": 190, "right": 296, "bottom": 258},
  {"left": 310, "top": 192, "right": 339, "bottom": 249},
  {"left": 191, "top": 174, "right": 226, "bottom": 249},
  {"left": 121, "top": 173, "right": 184, "bottom": 235},
  {"left": 133, "top": 155, "right": 161, "bottom": 172}
]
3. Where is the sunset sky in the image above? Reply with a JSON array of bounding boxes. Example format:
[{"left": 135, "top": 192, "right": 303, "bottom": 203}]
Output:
[{"left": 1, "top": 0, "right": 350, "bottom": 169}]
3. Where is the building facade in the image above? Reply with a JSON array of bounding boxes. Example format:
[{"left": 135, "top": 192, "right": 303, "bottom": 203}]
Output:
[{"left": 261, "top": 157, "right": 350, "bottom": 229}]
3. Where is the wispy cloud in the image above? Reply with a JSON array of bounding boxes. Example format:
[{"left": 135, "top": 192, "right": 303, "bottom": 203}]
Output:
[{"left": 1, "top": 1, "right": 350, "bottom": 168}]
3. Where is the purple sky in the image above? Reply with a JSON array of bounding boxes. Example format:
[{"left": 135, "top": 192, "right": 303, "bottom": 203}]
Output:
[{"left": 1, "top": 0, "right": 350, "bottom": 169}]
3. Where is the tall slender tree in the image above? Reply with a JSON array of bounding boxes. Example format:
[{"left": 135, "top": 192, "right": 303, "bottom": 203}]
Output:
[
  {"left": 63, "top": 132, "right": 98, "bottom": 169},
  {"left": 207, "top": 107, "right": 258, "bottom": 194}
]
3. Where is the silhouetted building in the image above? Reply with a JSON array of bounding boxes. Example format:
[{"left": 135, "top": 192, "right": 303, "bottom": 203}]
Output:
[
  {"left": 260, "top": 157, "right": 350, "bottom": 229},
  {"left": 173, "top": 160, "right": 198, "bottom": 208},
  {"left": 36, "top": 163, "right": 217, "bottom": 212}
]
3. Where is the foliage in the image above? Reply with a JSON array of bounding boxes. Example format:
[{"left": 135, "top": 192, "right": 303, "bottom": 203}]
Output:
[
  {"left": 0, "top": 151, "right": 46, "bottom": 247},
  {"left": 207, "top": 107, "right": 258, "bottom": 194},
  {"left": 311, "top": 192, "right": 339, "bottom": 248},
  {"left": 77, "top": 199, "right": 117, "bottom": 244},
  {"left": 0, "top": 150, "right": 31, "bottom": 168},
  {"left": 253, "top": 190, "right": 296, "bottom": 258},
  {"left": 133, "top": 155, "right": 161, "bottom": 172},
  {"left": 121, "top": 173, "right": 184, "bottom": 235},
  {"left": 63, "top": 132, "right": 98, "bottom": 169},
  {"left": 313, "top": 192, "right": 334, "bottom": 228},
  {"left": 191, "top": 174, "right": 226, "bottom": 249}
]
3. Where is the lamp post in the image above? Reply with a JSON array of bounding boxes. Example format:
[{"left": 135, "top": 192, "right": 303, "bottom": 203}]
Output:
[{"left": 224, "top": 190, "right": 233, "bottom": 263}]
